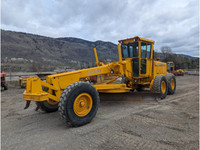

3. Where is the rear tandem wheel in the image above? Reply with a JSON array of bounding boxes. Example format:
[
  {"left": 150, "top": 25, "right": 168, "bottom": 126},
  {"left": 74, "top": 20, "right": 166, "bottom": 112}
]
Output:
[
  {"left": 153, "top": 75, "right": 168, "bottom": 99},
  {"left": 165, "top": 73, "right": 176, "bottom": 95}
]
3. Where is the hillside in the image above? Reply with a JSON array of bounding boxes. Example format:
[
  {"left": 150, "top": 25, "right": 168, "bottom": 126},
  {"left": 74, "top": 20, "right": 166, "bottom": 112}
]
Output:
[
  {"left": 1, "top": 30, "right": 118, "bottom": 72},
  {"left": 1, "top": 30, "right": 198, "bottom": 72}
]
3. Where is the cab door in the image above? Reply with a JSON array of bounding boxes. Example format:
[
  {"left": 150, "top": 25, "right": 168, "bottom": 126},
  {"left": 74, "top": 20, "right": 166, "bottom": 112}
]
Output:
[
  {"left": 131, "top": 43, "right": 139, "bottom": 77},
  {"left": 121, "top": 42, "right": 139, "bottom": 77},
  {"left": 140, "top": 42, "right": 153, "bottom": 77}
]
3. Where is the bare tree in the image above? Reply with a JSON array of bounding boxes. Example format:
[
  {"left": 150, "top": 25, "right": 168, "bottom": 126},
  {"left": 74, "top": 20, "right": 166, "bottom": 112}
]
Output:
[
  {"left": 161, "top": 46, "right": 172, "bottom": 60},
  {"left": 154, "top": 49, "right": 159, "bottom": 58}
]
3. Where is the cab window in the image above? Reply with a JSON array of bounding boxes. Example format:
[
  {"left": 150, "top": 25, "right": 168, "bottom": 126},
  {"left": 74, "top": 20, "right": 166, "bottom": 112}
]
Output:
[
  {"left": 122, "top": 45, "right": 128, "bottom": 58},
  {"left": 129, "top": 46, "right": 133, "bottom": 57},
  {"left": 121, "top": 42, "right": 138, "bottom": 58},
  {"left": 141, "top": 42, "right": 146, "bottom": 58},
  {"left": 147, "top": 44, "right": 151, "bottom": 58}
]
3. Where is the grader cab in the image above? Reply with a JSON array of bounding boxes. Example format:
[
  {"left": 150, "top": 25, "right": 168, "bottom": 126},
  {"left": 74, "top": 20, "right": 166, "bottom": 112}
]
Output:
[{"left": 23, "top": 36, "right": 176, "bottom": 126}]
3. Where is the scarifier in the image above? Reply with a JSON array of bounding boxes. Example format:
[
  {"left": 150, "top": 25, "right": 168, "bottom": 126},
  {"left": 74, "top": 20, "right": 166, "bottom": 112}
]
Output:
[{"left": 23, "top": 36, "right": 176, "bottom": 126}]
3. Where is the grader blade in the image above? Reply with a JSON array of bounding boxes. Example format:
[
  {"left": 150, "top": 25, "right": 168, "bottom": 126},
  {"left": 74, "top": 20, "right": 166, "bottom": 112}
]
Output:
[{"left": 100, "top": 92, "right": 161, "bottom": 103}]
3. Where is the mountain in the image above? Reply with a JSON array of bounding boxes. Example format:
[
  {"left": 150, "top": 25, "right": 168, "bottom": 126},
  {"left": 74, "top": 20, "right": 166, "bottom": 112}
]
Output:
[
  {"left": 178, "top": 54, "right": 198, "bottom": 59},
  {"left": 154, "top": 52, "right": 198, "bottom": 60},
  {"left": 1, "top": 30, "right": 118, "bottom": 72},
  {"left": 1, "top": 30, "right": 198, "bottom": 72}
]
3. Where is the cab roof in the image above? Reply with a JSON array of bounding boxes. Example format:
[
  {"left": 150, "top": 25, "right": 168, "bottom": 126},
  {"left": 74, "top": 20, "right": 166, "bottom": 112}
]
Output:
[{"left": 118, "top": 36, "right": 155, "bottom": 44}]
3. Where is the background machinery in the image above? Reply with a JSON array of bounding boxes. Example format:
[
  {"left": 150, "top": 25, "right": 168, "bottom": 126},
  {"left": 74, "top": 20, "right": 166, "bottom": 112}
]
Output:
[
  {"left": 23, "top": 36, "right": 176, "bottom": 126},
  {"left": 1, "top": 71, "right": 8, "bottom": 90},
  {"left": 167, "top": 61, "right": 184, "bottom": 76},
  {"left": 175, "top": 69, "right": 184, "bottom": 76},
  {"left": 18, "top": 73, "right": 52, "bottom": 88},
  {"left": 167, "top": 61, "right": 175, "bottom": 72},
  {"left": 18, "top": 76, "right": 30, "bottom": 88}
]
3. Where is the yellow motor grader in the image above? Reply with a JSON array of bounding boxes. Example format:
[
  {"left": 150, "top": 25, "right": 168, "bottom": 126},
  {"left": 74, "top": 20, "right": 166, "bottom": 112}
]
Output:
[{"left": 23, "top": 36, "right": 176, "bottom": 126}]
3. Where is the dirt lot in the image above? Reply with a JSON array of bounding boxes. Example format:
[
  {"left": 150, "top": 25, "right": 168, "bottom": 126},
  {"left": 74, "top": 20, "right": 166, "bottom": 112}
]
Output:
[{"left": 1, "top": 75, "right": 199, "bottom": 150}]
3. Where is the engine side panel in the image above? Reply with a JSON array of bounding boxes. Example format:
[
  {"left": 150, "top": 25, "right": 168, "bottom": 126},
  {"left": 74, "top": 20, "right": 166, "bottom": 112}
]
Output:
[{"left": 153, "top": 61, "right": 167, "bottom": 78}]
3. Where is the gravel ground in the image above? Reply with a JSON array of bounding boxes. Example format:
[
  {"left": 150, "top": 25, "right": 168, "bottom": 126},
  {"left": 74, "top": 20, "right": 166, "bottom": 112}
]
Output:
[{"left": 1, "top": 75, "right": 199, "bottom": 150}]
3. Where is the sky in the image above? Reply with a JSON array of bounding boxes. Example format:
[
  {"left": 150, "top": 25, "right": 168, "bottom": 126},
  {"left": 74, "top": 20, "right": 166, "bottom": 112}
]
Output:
[{"left": 1, "top": 0, "right": 199, "bottom": 57}]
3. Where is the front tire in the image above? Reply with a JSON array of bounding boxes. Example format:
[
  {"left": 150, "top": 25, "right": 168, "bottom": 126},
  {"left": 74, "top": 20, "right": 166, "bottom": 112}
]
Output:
[
  {"left": 40, "top": 86, "right": 58, "bottom": 112},
  {"left": 58, "top": 82, "right": 99, "bottom": 127},
  {"left": 153, "top": 75, "right": 168, "bottom": 99},
  {"left": 40, "top": 100, "right": 59, "bottom": 112}
]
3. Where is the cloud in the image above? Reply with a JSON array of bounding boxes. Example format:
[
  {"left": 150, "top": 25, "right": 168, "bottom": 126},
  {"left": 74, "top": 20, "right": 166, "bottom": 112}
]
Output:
[{"left": 1, "top": 0, "right": 199, "bottom": 56}]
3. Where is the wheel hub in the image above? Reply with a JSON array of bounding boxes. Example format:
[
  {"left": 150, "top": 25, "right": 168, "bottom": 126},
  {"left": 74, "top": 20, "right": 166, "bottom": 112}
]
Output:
[
  {"left": 80, "top": 101, "right": 85, "bottom": 107},
  {"left": 161, "top": 81, "right": 166, "bottom": 94},
  {"left": 73, "top": 93, "right": 93, "bottom": 117}
]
